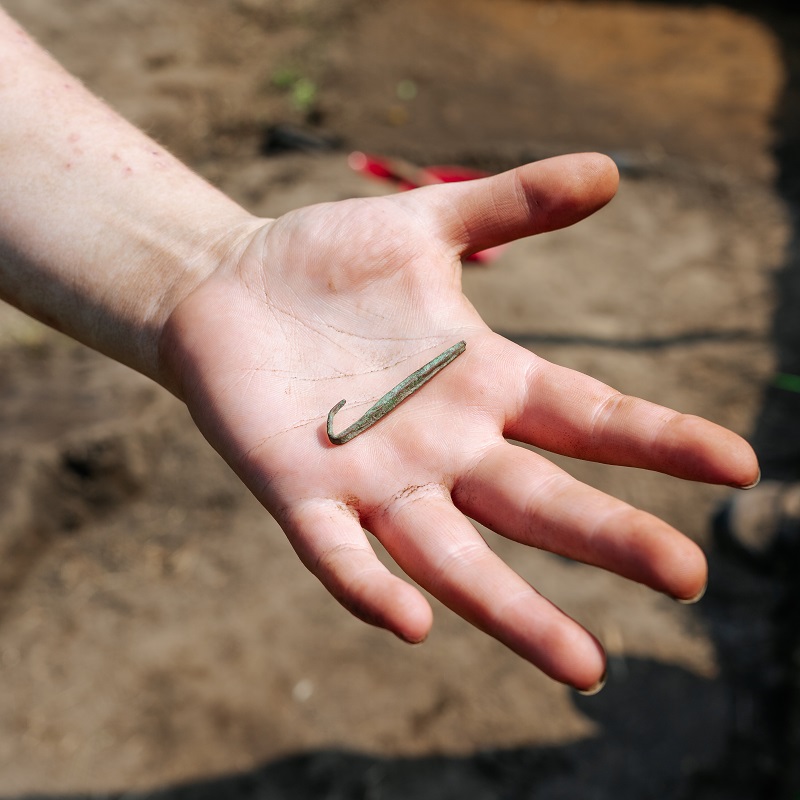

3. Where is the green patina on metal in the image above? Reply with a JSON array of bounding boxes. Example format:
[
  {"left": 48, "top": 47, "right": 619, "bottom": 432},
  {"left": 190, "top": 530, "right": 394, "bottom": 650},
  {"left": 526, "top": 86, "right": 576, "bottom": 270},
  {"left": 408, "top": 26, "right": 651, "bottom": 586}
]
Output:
[{"left": 327, "top": 340, "right": 467, "bottom": 445}]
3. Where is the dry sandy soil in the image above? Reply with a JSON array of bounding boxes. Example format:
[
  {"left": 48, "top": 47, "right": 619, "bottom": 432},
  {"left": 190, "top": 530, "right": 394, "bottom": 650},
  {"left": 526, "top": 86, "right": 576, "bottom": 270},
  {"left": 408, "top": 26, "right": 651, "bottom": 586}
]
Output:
[{"left": 1, "top": 1, "right": 799, "bottom": 797}]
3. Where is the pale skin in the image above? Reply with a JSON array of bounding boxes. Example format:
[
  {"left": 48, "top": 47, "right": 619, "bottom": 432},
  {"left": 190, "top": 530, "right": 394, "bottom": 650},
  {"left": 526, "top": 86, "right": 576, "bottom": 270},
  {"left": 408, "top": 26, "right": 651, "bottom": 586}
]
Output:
[{"left": 0, "top": 10, "right": 759, "bottom": 693}]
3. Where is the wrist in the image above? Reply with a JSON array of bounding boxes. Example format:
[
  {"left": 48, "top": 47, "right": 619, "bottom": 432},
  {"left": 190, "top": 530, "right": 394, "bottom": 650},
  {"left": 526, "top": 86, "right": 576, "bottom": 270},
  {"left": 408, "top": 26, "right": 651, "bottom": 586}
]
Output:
[{"left": 154, "top": 215, "right": 267, "bottom": 398}]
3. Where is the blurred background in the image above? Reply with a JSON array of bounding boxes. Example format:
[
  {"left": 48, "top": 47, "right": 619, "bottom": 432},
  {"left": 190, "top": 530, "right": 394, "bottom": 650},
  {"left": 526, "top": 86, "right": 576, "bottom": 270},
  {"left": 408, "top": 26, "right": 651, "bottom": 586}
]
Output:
[{"left": 0, "top": 0, "right": 798, "bottom": 797}]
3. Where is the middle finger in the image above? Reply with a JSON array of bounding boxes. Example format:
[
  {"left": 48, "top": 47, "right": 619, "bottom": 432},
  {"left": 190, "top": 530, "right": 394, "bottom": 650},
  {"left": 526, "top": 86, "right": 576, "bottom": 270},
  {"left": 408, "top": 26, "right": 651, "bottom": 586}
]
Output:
[{"left": 452, "top": 441, "right": 707, "bottom": 602}]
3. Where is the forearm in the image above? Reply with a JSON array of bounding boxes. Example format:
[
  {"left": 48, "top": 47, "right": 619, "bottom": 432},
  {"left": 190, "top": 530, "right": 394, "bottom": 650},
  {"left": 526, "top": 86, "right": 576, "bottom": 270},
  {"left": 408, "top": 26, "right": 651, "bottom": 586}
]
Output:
[{"left": 0, "top": 9, "right": 259, "bottom": 385}]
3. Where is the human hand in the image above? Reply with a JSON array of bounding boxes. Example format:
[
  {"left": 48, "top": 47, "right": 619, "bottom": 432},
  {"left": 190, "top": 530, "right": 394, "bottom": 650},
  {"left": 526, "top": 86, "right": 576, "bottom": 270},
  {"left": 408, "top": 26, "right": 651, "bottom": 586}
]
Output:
[{"left": 160, "top": 154, "right": 758, "bottom": 692}]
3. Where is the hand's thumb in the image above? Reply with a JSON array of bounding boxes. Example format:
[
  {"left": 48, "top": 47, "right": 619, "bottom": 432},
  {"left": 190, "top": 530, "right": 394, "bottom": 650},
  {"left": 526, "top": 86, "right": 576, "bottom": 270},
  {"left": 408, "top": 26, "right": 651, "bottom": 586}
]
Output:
[{"left": 418, "top": 152, "right": 619, "bottom": 258}]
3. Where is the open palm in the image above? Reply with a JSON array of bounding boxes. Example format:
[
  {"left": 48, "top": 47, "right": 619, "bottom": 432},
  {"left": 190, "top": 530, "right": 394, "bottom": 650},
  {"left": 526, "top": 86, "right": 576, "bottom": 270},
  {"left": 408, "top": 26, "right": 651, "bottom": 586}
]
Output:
[{"left": 161, "top": 154, "right": 757, "bottom": 692}]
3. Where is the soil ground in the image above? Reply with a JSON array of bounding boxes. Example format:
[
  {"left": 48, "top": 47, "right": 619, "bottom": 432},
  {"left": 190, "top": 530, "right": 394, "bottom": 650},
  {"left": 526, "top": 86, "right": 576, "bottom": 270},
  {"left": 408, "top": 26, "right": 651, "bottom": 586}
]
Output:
[{"left": 1, "top": 1, "right": 799, "bottom": 797}]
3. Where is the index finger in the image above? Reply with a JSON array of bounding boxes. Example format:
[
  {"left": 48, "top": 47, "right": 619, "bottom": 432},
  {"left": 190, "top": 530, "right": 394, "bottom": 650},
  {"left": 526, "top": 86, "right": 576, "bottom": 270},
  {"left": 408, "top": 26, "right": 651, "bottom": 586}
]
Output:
[{"left": 501, "top": 344, "right": 759, "bottom": 488}]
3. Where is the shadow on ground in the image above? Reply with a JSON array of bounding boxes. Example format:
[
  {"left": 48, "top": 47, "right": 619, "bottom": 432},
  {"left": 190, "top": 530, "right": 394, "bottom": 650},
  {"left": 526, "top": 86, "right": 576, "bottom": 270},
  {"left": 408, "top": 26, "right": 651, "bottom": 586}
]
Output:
[
  {"left": 0, "top": 655, "right": 750, "bottom": 799},
  {"left": 708, "top": 1, "right": 800, "bottom": 797}
]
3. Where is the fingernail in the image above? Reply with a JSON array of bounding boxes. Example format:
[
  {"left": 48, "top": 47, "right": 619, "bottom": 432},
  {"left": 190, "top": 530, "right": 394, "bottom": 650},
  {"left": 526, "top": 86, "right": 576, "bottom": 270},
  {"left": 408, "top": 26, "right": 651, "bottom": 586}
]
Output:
[
  {"left": 398, "top": 631, "right": 428, "bottom": 645},
  {"left": 676, "top": 580, "right": 707, "bottom": 605},
  {"left": 576, "top": 669, "right": 607, "bottom": 696},
  {"left": 740, "top": 468, "right": 761, "bottom": 491}
]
